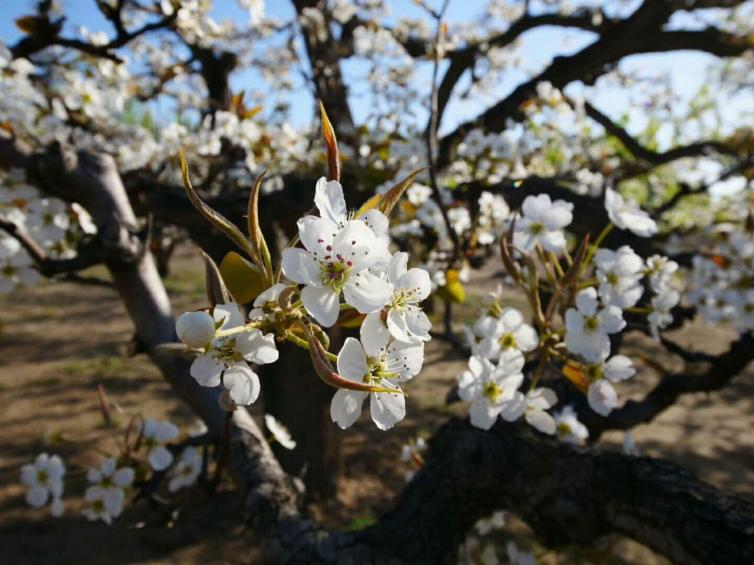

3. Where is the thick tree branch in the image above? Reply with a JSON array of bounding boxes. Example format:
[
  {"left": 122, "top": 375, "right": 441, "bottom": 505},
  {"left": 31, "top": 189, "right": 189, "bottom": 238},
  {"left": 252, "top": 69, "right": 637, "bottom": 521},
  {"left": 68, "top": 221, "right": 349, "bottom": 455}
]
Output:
[
  {"left": 584, "top": 332, "right": 754, "bottom": 438},
  {"left": 438, "top": 1, "right": 752, "bottom": 167},
  {"left": 231, "top": 417, "right": 754, "bottom": 564}
]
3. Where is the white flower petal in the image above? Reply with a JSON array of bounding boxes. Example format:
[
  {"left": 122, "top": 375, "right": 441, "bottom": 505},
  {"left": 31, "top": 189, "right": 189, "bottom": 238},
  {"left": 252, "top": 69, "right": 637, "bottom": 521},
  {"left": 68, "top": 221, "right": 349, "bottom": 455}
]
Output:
[
  {"left": 330, "top": 389, "right": 367, "bottom": 429},
  {"left": 343, "top": 271, "right": 392, "bottom": 314},
  {"left": 337, "top": 337, "right": 368, "bottom": 381},
  {"left": 301, "top": 285, "right": 340, "bottom": 327},
  {"left": 223, "top": 364, "right": 261, "bottom": 405},
  {"left": 190, "top": 356, "right": 224, "bottom": 387},
  {"left": 361, "top": 312, "right": 390, "bottom": 358},
  {"left": 314, "top": 177, "right": 347, "bottom": 224},
  {"left": 370, "top": 390, "right": 406, "bottom": 430},
  {"left": 149, "top": 447, "right": 174, "bottom": 471},
  {"left": 526, "top": 410, "right": 556, "bottom": 434},
  {"left": 281, "top": 248, "right": 321, "bottom": 286}
]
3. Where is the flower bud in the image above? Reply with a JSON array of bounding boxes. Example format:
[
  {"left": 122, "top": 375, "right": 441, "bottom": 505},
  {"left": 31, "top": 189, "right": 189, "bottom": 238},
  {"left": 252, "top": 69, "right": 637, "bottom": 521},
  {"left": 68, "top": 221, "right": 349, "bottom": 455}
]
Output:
[{"left": 176, "top": 311, "right": 216, "bottom": 348}]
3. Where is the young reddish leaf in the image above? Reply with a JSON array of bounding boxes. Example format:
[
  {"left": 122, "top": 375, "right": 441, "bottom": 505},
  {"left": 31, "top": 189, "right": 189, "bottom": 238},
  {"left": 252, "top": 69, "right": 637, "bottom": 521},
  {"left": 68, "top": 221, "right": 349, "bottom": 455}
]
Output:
[{"left": 320, "top": 102, "right": 340, "bottom": 182}]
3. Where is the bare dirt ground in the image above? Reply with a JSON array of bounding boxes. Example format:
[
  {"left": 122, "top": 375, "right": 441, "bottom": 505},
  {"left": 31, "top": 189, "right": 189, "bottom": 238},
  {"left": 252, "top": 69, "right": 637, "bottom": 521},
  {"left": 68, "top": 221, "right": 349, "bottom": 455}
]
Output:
[{"left": 1, "top": 246, "right": 752, "bottom": 564}]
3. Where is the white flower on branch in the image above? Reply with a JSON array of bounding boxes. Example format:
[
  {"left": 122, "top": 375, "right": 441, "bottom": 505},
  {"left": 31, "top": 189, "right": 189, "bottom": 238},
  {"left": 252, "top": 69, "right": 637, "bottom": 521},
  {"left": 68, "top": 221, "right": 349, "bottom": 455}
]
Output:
[
  {"left": 264, "top": 414, "right": 297, "bottom": 450},
  {"left": 458, "top": 352, "right": 525, "bottom": 430},
  {"left": 365, "top": 251, "right": 432, "bottom": 344},
  {"left": 513, "top": 193, "right": 573, "bottom": 253},
  {"left": 282, "top": 178, "right": 392, "bottom": 327},
  {"left": 499, "top": 387, "right": 558, "bottom": 435},
  {"left": 553, "top": 405, "right": 589, "bottom": 445},
  {"left": 84, "top": 458, "right": 134, "bottom": 523},
  {"left": 0, "top": 236, "right": 40, "bottom": 294},
  {"left": 189, "top": 302, "right": 278, "bottom": 406},
  {"left": 474, "top": 307, "right": 538, "bottom": 362},
  {"left": 20, "top": 453, "right": 65, "bottom": 516},
  {"left": 565, "top": 288, "right": 625, "bottom": 363},
  {"left": 604, "top": 188, "right": 657, "bottom": 237},
  {"left": 168, "top": 447, "right": 202, "bottom": 492},
  {"left": 139, "top": 418, "right": 179, "bottom": 471},
  {"left": 583, "top": 355, "right": 635, "bottom": 416},
  {"left": 595, "top": 246, "right": 644, "bottom": 309},
  {"left": 330, "top": 321, "right": 424, "bottom": 431}
]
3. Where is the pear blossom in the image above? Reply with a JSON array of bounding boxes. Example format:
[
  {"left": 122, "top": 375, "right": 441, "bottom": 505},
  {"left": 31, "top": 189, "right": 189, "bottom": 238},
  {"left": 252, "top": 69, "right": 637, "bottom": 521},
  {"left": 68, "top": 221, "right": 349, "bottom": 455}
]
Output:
[
  {"left": 281, "top": 178, "right": 392, "bottom": 327},
  {"left": 554, "top": 405, "right": 589, "bottom": 445},
  {"left": 648, "top": 287, "right": 681, "bottom": 340},
  {"left": 330, "top": 322, "right": 424, "bottom": 431},
  {"left": 604, "top": 187, "right": 657, "bottom": 237},
  {"left": 365, "top": 252, "right": 432, "bottom": 344},
  {"left": 513, "top": 193, "right": 573, "bottom": 253},
  {"left": 583, "top": 355, "right": 635, "bottom": 416},
  {"left": 176, "top": 311, "right": 216, "bottom": 348},
  {"left": 0, "top": 237, "right": 40, "bottom": 294},
  {"left": 139, "top": 418, "right": 179, "bottom": 471},
  {"left": 189, "top": 302, "right": 278, "bottom": 406},
  {"left": 646, "top": 255, "right": 678, "bottom": 293},
  {"left": 565, "top": 288, "right": 625, "bottom": 362},
  {"left": 84, "top": 458, "right": 134, "bottom": 522},
  {"left": 249, "top": 283, "right": 288, "bottom": 322},
  {"left": 474, "top": 307, "right": 538, "bottom": 361},
  {"left": 458, "top": 353, "right": 525, "bottom": 430},
  {"left": 595, "top": 246, "right": 644, "bottom": 308},
  {"left": 82, "top": 488, "right": 119, "bottom": 525},
  {"left": 474, "top": 511, "right": 506, "bottom": 535},
  {"left": 20, "top": 453, "right": 65, "bottom": 515},
  {"left": 499, "top": 388, "right": 558, "bottom": 434},
  {"left": 264, "top": 414, "right": 297, "bottom": 450},
  {"left": 168, "top": 447, "right": 202, "bottom": 492}
]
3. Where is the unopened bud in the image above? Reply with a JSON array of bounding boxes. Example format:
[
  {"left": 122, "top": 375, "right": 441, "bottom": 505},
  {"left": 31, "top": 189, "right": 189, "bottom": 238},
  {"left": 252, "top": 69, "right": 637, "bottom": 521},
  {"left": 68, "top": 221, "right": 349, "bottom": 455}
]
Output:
[{"left": 176, "top": 311, "right": 215, "bottom": 348}]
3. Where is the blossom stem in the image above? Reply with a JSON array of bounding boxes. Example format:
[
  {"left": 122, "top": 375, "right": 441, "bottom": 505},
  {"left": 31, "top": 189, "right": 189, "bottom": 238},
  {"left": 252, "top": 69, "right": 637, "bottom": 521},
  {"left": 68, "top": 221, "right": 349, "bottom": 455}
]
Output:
[
  {"left": 214, "top": 321, "right": 262, "bottom": 339},
  {"left": 285, "top": 330, "right": 338, "bottom": 363},
  {"left": 586, "top": 223, "right": 614, "bottom": 265}
]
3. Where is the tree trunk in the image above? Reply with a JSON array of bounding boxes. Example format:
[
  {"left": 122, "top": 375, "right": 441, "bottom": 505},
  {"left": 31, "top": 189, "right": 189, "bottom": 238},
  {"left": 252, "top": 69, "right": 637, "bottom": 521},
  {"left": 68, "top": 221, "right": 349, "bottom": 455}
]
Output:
[{"left": 261, "top": 343, "right": 341, "bottom": 500}]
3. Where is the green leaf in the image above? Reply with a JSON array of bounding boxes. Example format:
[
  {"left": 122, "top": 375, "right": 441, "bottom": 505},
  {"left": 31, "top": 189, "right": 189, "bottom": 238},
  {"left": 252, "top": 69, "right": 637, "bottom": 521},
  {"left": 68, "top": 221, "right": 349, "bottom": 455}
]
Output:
[
  {"left": 179, "top": 151, "right": 255, "bottom": 259},
  {"left": 220, "top": 251, "right": 266, "bottom": 304}
]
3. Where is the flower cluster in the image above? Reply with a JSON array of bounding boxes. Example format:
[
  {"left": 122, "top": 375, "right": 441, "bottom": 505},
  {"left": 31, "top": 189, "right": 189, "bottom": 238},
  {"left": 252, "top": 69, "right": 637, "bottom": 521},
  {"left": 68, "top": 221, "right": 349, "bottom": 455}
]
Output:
[
  {"left": 688, "top": 228, "right": 754, "bottom": 333},
  {"left": 82, "top": 458, "right": 135, "bottom": 524},
  {"left": 19, "top": 415, "right": 210, "bottom": 526},
  {"left": 459, "top": 190, "right": 682, "bottom": 429},
  {"left": 176, "top": 174, "right": 432, "bottom": 430}
]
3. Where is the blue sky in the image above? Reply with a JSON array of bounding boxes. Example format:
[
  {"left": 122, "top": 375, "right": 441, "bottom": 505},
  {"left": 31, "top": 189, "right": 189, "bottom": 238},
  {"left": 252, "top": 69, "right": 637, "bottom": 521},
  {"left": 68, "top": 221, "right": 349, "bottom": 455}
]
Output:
[{"left": 0, "top": 0, "right": 743, "bottom": 144}]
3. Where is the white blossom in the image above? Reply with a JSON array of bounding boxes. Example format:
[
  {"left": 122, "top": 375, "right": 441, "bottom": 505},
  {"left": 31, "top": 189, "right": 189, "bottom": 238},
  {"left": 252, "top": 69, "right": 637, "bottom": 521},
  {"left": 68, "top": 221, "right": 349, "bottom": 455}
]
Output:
[
  {"left": 20, "top": 453, "right": 65, "bottom": 515},
  {"left": 565, "top": 288, "right": 625, "bottom": 362},
  {"left": 605, "top": 188, "right": 657, "bottom": 237},
  {"left": 264, "top": 414, "right": 297, "bottom": 450},
  {"left": 168, "top": 447, "right": 202, "bottom": 492},
  {"left": 458, "top": 352, "right": 525, "bottom": 430},
  {"left": 189, "top": 302, "right": 278, "bottom": 406},
  {"left": 139, "top": 418, "right": 179, "bottom": 471},
  {"left": 513, "top": 193, "right": 573, "bottom": 253},
  {"left": 282, "top": 178, "right": 391, "bottom": 327},
  {"left": 330, "top": 321, "right": 423, "bottom": 431}
]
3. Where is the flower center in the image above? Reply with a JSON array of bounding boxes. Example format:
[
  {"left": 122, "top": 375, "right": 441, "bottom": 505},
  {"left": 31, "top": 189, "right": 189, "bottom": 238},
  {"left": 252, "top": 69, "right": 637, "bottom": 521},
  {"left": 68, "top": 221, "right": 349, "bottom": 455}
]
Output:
[
  {"left": 37, "top": 470, "right": 49, "bottom": 483},
  {"left": 92, "top": 499, "right": 105, "bottom": 512},
  {"left": 498, "top": 333, "right": 517, "bottom": 349},
  {"left": 482, "top": 381, "right": 502, "bottom": 403},
  {"left": 583, "top": 316, "right": 600, "bottom": 333},
  {"left": 101, "top": 476, "right": 113, "bottom": 488},
  {"left": 529, "top": 222, "right": 544, "bottom": 235},
  {"left": 2, "top": 265, "right": 16, "bottom": 277},
  {"left": 320, "top": 257, "right": 351, "bottom": 292},
  {"left": 606, "top": 272, "right": 619, "bottom": 285},
  {"left": 585, "top": 364, "right": 604, "bottom": 381}
]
